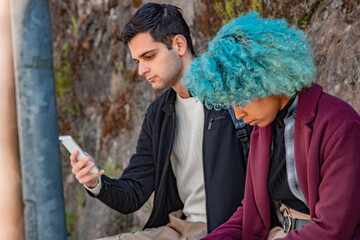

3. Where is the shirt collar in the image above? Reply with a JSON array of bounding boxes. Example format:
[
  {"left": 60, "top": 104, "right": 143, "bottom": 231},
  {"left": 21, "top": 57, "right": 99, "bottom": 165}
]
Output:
[{"left": 275, "top": 95, "right": 298, "bottom": 126}]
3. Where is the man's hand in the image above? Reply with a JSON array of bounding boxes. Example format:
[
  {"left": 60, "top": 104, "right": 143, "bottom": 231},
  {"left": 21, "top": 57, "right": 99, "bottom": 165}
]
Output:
[{"left": 70, "top": 150, "right": 105, "bottom": 189}]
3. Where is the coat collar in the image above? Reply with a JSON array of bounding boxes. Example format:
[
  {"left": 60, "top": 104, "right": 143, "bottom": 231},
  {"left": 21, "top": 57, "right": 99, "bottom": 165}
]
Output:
[{"left": 296, "top": 83, "right": 323, "bottom": 125}]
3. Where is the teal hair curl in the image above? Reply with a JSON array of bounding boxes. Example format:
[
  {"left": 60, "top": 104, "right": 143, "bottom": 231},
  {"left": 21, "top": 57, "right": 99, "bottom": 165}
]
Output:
[{"left": 183, "top": 12, "right": 317, "bottom": 110}]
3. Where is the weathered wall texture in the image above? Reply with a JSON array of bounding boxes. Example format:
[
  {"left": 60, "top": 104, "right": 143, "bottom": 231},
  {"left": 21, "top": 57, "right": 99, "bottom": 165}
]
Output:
[
  {"left": 306, "top": 0, "right": 360, "bottom": 111},
  {"left": 50, "top": 0, "right": 359, "bottom": 239}
]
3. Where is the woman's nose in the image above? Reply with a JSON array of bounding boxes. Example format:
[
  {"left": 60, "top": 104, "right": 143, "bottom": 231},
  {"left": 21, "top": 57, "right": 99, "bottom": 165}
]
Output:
[{"left": 233, "top": 105, "right": 246, "bottom": 120}]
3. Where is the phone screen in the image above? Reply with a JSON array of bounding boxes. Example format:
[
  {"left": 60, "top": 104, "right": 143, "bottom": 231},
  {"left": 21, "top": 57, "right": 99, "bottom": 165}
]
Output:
[{"left": 59, "top": 135, "right": 99, "bottom": 174}]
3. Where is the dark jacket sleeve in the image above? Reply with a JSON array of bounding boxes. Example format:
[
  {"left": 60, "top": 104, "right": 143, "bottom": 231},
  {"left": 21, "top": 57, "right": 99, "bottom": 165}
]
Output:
[{"left": 87, "top": 106, "right": 156, "bottom": 214}]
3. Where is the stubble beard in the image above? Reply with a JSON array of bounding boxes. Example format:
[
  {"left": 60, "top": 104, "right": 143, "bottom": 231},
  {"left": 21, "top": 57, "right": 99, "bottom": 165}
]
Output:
[{"left": 153, "top": 50, "right": 184, "bottom": 90}]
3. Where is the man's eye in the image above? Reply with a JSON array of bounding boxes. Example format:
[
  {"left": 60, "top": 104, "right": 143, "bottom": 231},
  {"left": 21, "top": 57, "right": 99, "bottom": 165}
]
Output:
[{"left": 145, "top": 54, "right": 154, "bottom": 60}]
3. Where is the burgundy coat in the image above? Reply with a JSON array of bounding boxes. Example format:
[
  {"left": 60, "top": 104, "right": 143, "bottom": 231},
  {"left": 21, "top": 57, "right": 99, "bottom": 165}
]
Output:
[{"left": 204, "top": 84, "right": 360, "bottom": 239}]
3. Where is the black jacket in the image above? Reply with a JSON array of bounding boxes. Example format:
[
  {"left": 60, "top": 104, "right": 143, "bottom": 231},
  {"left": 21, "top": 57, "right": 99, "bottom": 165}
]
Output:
[{"left": 89, "top": 88, "right": 248, "bottom": 233}]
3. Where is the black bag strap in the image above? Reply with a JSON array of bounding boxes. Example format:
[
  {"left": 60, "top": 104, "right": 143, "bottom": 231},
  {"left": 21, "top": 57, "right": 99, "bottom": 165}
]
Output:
[{"left": 228, "top": 106, "right": 250, "bottom": 164}]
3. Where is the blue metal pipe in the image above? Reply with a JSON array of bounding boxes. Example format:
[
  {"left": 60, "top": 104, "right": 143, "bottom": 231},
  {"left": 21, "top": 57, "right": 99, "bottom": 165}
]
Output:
[{"left": 10, "top": 1, "right": 67, "bottom": 239}]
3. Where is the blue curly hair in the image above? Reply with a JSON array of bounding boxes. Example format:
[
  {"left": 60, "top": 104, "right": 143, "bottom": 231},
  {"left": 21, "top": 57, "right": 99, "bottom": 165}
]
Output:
[{"left": 183, "top": 12, "right": 317, "bottom": 109}]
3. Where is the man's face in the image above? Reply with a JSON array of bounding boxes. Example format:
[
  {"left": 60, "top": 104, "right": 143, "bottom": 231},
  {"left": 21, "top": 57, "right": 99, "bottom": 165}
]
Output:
[
  {"left": 128, "top": 32, "right": 184, "bottom": 90},
  {"left": 233, "top": 95, "right": 286, "bottom": 127}
]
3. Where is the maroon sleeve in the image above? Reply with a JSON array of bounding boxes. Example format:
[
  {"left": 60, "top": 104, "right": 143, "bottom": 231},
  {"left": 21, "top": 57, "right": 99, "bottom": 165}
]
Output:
[
  {"left": 285, "top": 120, "right": 360, "bottom": 239},
  {"left": 202, "top": 205, "right": 244, "bottom": 240}
]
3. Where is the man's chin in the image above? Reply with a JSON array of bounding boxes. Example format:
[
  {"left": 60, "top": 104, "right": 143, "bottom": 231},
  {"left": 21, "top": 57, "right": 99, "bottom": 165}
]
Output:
[
  {"left": 151, "top": 83, "right": 163, "bottom": 90},
  {"left": 151, "top": 83, "right": 169, "bottom": 91}
]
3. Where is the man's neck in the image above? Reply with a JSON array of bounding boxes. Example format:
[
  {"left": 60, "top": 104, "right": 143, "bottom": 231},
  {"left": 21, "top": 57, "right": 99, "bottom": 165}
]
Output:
[
  {"left": 172, "top": 81, "right": 190, "bottom": 99},
  {"left": 172, "top": 54, "right": 194, "bottom": 99}
]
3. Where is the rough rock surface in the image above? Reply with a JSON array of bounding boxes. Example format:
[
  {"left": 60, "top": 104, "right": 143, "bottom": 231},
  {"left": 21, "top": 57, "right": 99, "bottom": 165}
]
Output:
[{"left": 306, "top": 0, "right": 360, "bottom": 111}]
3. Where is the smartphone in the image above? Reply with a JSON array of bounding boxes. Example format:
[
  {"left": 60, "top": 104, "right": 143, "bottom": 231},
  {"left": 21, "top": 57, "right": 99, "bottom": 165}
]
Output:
[{"left": 59, "top": 135, "right": 99, "bottom": 174}]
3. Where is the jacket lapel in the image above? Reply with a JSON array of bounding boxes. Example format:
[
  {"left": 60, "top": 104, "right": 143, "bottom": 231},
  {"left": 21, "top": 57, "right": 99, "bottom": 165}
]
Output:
[
  {"left": 294, "top": 83, "right": 323, "bottom": 209},
  {"left": 162, "top": 88, "right": 176, "bottom": 114},
  {"left": 250, "top": 125, "right": 273, "bottom": 230}
]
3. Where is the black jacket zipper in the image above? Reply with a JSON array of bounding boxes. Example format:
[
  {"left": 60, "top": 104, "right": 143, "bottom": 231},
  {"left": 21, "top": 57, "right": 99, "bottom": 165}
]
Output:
[{"left": 208, "top": 115, "right": 227, "bottom": 130}]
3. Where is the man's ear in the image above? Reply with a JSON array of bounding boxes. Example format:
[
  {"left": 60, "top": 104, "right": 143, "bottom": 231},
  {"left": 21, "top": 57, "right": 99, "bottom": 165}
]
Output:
[{"left": 172, "top": 35, "right": 187, "bottom": 56}]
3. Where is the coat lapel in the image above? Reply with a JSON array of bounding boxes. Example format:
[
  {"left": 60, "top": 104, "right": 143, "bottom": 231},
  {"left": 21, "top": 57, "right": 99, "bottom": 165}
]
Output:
[
  {"left": 294, "top": 83, "right": 323, "bottom": 210},
  {"left": 250, "top": 125, "right": 273, "bottom": 230}
]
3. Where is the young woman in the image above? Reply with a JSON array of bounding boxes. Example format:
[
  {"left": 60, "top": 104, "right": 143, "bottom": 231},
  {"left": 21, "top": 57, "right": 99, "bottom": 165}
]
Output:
[{"left": 185, "top": 12, "right": 360, "bottom": 240}]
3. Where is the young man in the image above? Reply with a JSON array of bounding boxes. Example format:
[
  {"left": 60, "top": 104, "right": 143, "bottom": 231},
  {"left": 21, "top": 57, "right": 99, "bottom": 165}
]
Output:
[
  {"left": 186, "top": 12, "right": 360, "bottom": 239},
  {"left": 70, "top": 3, "right": 250, "bottom": 239}
]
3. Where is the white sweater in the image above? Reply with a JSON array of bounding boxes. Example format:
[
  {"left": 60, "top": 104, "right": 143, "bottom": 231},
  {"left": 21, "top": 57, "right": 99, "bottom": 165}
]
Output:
[{"left": 170, "top": 94, "right": 206, "bottom": 223}]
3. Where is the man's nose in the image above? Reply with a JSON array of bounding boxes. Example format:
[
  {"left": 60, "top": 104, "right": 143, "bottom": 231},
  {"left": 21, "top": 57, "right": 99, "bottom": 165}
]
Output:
[
  {"left": 233, "top": 105, "right": 246, "bottom": 120},
  {"left": 138, "top": 62, "right": 149, "bottom": 76}
]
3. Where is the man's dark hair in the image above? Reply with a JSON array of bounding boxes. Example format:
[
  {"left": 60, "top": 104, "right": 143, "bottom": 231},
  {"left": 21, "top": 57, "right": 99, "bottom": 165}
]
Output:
[{"left": 119, "top": 3, "right": 195, "bottom": 56}]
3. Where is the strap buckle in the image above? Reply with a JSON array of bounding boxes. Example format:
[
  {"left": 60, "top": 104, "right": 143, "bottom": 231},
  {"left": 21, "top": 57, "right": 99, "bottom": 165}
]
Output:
[
  {"left": 282, "top": 207, "right": 292, "bottom": 233},
  {"left": 282, "top": 215, "right": 292, "bottom": 233},
  {"left": 236, "top": 128, "right": 248, "bottom": 143}
]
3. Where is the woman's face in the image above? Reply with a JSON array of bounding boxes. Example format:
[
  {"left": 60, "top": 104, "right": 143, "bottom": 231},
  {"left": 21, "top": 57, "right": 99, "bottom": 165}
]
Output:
[{"left": 233, "top": 95, "right": 290, "bottom": 127}]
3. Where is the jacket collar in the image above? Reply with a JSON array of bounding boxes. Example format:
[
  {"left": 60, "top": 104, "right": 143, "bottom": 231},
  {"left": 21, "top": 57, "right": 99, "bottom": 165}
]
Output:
[
  {"left": 162, "top": 88, "right": 176, "bottom": 113},
  {"left": 296, "top": 83, "right": 323, "bottom": 125}
]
